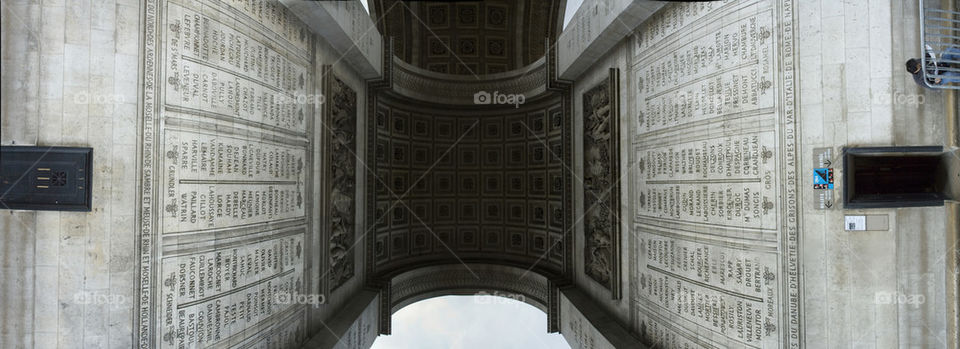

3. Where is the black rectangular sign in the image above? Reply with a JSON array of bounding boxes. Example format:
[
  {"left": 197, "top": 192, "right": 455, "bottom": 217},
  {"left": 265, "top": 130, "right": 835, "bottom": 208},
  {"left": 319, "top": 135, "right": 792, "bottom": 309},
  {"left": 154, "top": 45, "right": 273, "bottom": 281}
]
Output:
[{"left": 0, "top": 146, "right": 93, "bottom": 211}]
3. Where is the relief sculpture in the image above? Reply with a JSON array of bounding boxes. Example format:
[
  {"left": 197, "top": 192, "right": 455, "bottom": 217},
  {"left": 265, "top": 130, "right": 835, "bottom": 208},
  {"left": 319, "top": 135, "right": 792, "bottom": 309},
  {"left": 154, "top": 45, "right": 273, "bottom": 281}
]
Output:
[
  {"left": 582, "top": 70, "right": 620, "bottom": 297},
  {"left": 329, "top": 76, "right": 358, "bottom": 290}
]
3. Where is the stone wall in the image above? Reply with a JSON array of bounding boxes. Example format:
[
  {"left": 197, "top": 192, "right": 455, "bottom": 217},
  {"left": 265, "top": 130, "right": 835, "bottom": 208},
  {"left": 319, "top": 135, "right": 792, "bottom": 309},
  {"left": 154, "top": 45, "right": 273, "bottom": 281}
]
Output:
[
  {"left": 1, "top": 0, "right": 141, "bottom": 347},
  {"left": 559, "top": 290, "right": 616, "bottom": 349},
  {"left": 137, "top": 0, "right": 316, "bottom": 346},
  {"left": 1, "top": 0, "right": 370, "bottom": 347},
  {"left": 329, "top": 293, "right": 378, "bottom": 349},
  {"left": 626, "top": 2, "right": 798, "bottom": 347},
  {"left": 308, "top": 30, "right": 370, "bottom": 343},
  {"left": 797, "top": 0, "right": 954, "bottom": 346},
  {"left": 567, "top": 0, "right": 955, "bottom": 347}
]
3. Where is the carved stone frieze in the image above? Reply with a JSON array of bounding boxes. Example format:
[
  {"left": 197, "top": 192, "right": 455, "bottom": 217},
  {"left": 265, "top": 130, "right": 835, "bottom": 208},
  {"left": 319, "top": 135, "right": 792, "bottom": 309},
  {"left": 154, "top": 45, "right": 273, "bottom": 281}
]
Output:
[
  {"left": 328, "top": 75, "right": 359, "bottom": 291},
  {"left": 582, "top": 69, "right": 621, "bottom": 298}
]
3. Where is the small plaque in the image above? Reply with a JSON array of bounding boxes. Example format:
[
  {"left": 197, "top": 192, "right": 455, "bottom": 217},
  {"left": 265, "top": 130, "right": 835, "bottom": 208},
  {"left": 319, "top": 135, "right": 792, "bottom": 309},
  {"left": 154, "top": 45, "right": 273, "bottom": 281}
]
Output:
[
  {"left": 0, "top": 146, "right": 93, "bottom": 211},
  {"left": 813, "top": 168, "right": 834, "bottom": 189},
  {"left": 817, "top": 190, "right": 835, "bottom": 210},
  {"left": 845, "top": 215, "right": 866, "bottom": 231},
  {"left": 813, "top": 147, "right": 834, "bottom": 168}
]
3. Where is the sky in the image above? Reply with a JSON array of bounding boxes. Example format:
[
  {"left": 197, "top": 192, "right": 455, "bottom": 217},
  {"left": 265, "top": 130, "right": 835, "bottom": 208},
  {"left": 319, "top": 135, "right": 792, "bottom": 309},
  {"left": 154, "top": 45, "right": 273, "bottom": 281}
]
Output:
[
  {"left": 564, "top": 0, "right": 585, "bottom": 29},
  {"left": 370, "top": 295, "right": 571, "bottom": 349}
]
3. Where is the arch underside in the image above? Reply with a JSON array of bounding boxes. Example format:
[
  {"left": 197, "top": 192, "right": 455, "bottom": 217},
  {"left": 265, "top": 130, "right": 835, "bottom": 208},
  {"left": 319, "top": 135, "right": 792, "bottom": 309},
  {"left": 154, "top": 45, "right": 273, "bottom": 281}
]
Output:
[
  {"left": 365, "top": 54, "right": 575, "bottom": 281},
  {"left": 388, "top": 264, "right": 557, "bottom": 330}
]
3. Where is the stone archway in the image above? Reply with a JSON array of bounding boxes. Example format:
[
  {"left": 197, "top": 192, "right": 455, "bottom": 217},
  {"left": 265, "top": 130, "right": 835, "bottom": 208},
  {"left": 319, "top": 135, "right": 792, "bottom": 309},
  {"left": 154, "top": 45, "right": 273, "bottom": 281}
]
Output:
[
  {"left": 302, "top": 262, "right": 647, "bottom": 349},
  {"left": 388, "top": 264, "right": 555, "bottom": 328}
]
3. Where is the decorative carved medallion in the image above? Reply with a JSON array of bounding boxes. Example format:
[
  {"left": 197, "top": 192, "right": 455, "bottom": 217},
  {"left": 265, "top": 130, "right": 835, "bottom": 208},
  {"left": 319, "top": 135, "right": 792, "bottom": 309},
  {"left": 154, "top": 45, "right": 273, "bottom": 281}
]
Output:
[{"left": 582, "top": 69, "right": 621, "bottom": 298}]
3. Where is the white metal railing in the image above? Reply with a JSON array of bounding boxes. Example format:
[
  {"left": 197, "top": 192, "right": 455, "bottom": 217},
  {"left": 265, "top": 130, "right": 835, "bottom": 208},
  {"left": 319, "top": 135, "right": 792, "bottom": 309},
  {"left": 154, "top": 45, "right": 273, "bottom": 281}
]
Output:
[{"left": 920, "top": 0, "right": 960, "bottom": 89}]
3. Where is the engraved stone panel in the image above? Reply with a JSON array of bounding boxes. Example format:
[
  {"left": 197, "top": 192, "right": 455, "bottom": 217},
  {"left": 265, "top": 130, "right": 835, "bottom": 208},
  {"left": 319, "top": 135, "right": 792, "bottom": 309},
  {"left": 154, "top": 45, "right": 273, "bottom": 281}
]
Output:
[
  {"left": 138, "top": 0, "right": 313, "bottom": 347},
  {"left": 629, "top": 1, "right": 801, "bottom": 348},
  {"left": 331, "top": 294, "right": 378, "bottom": 349},
  {"left": 231, "top": 309, "right": 307, "bottom": 348},
  {"left": 164, "top": 3, "right": 309, "bottom": 133},
  {"left": 560, "top": 292, "right": 616, "bottom": 349},
  {"left": 161, "top": 124, "right": 306, "bottom": 233},
  {"left": 157, "top": 232, "right": 305, "bottom": 348}
]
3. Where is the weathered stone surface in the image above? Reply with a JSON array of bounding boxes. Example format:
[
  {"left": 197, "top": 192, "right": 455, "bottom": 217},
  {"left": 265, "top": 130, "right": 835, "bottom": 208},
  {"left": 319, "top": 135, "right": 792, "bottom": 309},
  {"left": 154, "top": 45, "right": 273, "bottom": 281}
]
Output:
[
  {"left": 137, "top": 0, "right": 316, "bottom": 347},
  {"left": 625, "top": 1, "right": 800, "bottom": 347},
  {"left": 582, "top": 72, "right": 620, "bottom": 295},
  {"left": 4, "top": 0, "right": 957, "bottom": 348},
  {"left": 328, "top": 75, "right": 358, "bottom": 292}
]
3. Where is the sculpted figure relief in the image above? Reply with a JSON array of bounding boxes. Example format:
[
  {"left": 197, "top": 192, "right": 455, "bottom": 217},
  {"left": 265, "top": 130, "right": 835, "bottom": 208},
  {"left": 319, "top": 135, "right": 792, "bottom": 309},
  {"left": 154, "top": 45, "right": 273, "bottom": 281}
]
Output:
[
  {"left": 329, "top": 76, "right": 358, "bottom": 290},
  {"left": 582, "top": 77, "right": 617, "bottom": 289}
]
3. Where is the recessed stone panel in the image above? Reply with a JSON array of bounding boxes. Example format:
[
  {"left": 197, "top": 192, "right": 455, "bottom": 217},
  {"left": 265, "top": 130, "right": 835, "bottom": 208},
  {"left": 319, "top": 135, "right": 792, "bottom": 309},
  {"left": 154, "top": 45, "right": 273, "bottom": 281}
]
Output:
[
  {"left": 482, "top": 117, "right": 503, "bottom": 141},
  {"left": 435, "top": 118, "right": 456, "bottom": 141},
  {"left": 482, "top": 145, "right": 504, "bottom": 168},
  {"left": 459, "top": 118, "right": 481, "bottom": 142},
  {"left": 458, "top": 144, "right": 480, "bottom": 169},
  {"left": 458, "top": 199, "right": 480, "bottom": 223},
  {"left": 412, "top": 115, "right": 432, "bottom": 140},
  {"left": 158, "top": 231, "right": 305, "bottom": 348},
  {"left": 527, "top": 112, "right": 546, "bottom": 138},
  {"left": 411, "top": 229, "right": 430, "bottom": 253},
  {"left": 434, "top": 143, "right": 457, "bottom": 169},
  {"left": 391, "top": 140, "right": 409, "bottom": 166},
  {"left": 391, "top": 171, "right": 408, "bottom": 195},
  {"left": 161, "top": 126, "right": 307, "bottom": 234},
  {"left": 390, "top": 231, "right": 409, "bottom": 258},
  {"left": 482, "top": 227, "right": 504, "bottom": 250},
  {"left": 582, "top": 70, "right": 620, "bottom": 296},
  {"left": 505, "top": 144, "right": 526, "bottom": 168},
  {"left": 411, "top": 171, "right": 430, "bottom": 196},
  {"left": 482, "top": 199, "right": 503, "bottom": 223},
  {"left": 458, "top": 226, "right": 480, "bottom": 251},
  {"left": 630, "top": 1, "right": 801, "bottom": 347},
  {"left": 433, "top": 171, "right": 456, "bottom": 196},
  {"left": 411, "top": 143, "right": 431, "bottom": 168},
  {"left": 392, "top": 111, "right": 410, "bottom": 138},
  {"left": 505, "top": 115, "right": 527, "bottom": 140},
  {"left": 505, "top": 228, "right": 526, "bottom": 253},
  {"left": 139, "top": 0, "right": 315, "bottom": 346}
]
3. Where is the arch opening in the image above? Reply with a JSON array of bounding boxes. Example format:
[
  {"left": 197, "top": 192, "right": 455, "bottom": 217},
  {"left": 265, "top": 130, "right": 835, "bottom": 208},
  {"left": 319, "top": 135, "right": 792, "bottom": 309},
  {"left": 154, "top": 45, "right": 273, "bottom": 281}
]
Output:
[
  {"left": 372, "top": 295, "right": 570, "bottom": 349},
  {"left": 383, "top": 264, "right": 561, "bottom": 333}
]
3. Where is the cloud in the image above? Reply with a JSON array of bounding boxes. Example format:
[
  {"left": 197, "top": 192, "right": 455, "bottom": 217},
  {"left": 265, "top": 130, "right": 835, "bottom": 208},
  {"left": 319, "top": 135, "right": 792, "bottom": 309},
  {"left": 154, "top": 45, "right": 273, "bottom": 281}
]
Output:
[{"left": 371, "top": 295, "right": 570, "bottom": 349}]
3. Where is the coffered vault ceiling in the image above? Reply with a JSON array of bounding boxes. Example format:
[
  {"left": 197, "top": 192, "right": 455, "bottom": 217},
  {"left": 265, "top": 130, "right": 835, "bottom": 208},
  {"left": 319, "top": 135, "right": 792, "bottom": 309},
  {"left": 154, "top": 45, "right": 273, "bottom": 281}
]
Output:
[
  {"left": 370, "top": 0, "right": 565, "bottom": 75},
  {"left": 359, "top": 0, "right": 576, "bottom": 334},
  {"left": 369, "top": 94, "right": 571, "bottom": 279}
]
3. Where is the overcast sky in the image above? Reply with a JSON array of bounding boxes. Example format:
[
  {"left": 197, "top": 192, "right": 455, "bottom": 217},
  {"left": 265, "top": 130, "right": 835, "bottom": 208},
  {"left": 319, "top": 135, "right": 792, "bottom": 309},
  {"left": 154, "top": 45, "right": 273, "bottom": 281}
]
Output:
[
  {"left": 564, "top": 0, "right": 585, "bottom": 28},
  {"left": 370, "top": 295, "right": 571, "bottom": 349}
]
